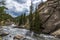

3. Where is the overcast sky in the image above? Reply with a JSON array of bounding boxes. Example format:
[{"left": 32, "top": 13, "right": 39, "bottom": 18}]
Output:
[{"left": 5, "top": 0, "right": 47, "bottom": 17}]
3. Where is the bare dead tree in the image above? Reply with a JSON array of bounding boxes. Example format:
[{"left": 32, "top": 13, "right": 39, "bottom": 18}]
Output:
[{"left": 41, "top": 0, "right": 43, "bottom": 3}]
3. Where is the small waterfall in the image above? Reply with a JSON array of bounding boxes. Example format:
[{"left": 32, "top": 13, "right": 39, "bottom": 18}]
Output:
[
  {"left": 10, "top": 24, "right": 16, "bottom": 27},
  {"left": 31, "top": 32, "right": 34, "bottom": 37},
  {"left": 25, "top": 31, "right": 34, "bottom": 37}
]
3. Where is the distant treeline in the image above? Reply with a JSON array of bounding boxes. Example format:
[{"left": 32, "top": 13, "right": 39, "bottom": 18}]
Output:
[
  {"left": 0, "top": 0, "right": 15, "bottom": 25},
  {"left": 15, "top": 0, "right": 44, "bottom": 34}
]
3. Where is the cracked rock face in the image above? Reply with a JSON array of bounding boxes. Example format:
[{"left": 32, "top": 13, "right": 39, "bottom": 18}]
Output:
[{"left": 38, "top": 0, "right": 60, "bottom": 34}]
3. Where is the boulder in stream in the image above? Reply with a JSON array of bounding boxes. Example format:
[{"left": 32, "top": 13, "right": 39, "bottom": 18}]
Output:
[
  {"left": 0, "top": 28, "right": 9, "bottom": 36},
  {"left": 13, "top": 35, "right": 23, "bottom": 40},
  {"left": 0, "top": 31, "right": 9, "bottom": 36}
]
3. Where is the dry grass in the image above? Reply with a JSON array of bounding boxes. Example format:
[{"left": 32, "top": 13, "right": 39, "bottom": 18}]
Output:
[{"left": 0, "top": 36, "right": 2, "bottom": 40}]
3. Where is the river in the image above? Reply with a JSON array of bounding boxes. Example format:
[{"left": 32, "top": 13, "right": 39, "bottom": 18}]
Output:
[{"left": 1, "top": 24, "right": 60, "bottom": 40}]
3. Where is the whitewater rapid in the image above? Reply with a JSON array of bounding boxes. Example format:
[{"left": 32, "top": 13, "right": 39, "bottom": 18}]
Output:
[{"left": 1, "top": 24, "right": 60, "bottom": 40}]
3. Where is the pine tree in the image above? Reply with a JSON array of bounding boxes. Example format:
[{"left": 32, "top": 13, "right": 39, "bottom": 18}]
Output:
[
  {"left": 18, "top": 14, "right": 23, "bottom": 26},
  {"left": 23, "top": 13, "right": 26, "bottom": 25},
  {"left": 0, "top": 0, "right": 14, "bottom": 26},
  {"left": 29, "top": 0, "right": 34, "bottom": 31},
  {"left": 33, "top": 6, "right": 41, "bottom": 34},
  {"left": 32, "top": 6, "right": 43, "bottom": 34},
  {"left": 18, "top": 13, "right": 27, "bottom": 26},
  {"left": 0, "top": 0, "right": 7, "bottom": 24}
]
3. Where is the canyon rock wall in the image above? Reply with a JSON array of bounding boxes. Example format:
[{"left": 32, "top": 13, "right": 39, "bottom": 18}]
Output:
[{"left": 38, "top": 0, "right": 60, "bottom": 34}]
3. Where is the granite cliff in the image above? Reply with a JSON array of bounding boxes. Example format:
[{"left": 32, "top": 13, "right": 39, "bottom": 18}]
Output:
[{"left": 38, "top": 0, "right": 60, "bottom": 37}]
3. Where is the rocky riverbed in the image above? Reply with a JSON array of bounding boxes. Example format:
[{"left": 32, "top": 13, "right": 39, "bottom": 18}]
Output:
[{"left": 0, "top": 25, "right": 60, "bottom": 40}]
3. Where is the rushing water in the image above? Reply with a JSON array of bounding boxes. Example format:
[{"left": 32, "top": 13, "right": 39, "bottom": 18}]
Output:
[{"left": 1, "top": 24, "right": 60, "bottom": 40}]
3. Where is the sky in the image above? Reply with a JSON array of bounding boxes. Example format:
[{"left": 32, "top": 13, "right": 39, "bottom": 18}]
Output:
[{"left": 5, "top": 0, "right": 47, "bottom": 17}]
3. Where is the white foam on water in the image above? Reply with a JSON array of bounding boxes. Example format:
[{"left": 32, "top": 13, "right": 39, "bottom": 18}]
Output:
[{"left": 2, "top": 25, "right": 60, "bottom": 40}]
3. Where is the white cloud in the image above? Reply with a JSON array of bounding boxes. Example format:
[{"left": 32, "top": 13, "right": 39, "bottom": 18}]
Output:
[
  {"left": 5, "top": 0, "right": 31, "bottom": 17},
  {"left": 5, "top": 0, "right": 47, "bottom": 17},
  {"left": 9, "top": 13, "right": 17, "bottom": 17}
]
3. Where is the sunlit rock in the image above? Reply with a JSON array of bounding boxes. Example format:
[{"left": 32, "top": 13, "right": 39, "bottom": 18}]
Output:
[{"left": 51, "top": 29, "right": 60, "bottom": 38}]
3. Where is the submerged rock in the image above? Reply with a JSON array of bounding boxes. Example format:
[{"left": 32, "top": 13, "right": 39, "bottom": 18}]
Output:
[
  {"left": 0, "top": 27, "right": 9, "bottom": 36},
  {"left": 0, "top": 32, "right": 9, "bottom": 36}
]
